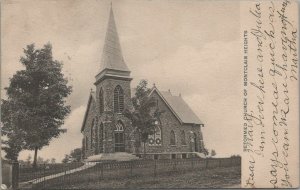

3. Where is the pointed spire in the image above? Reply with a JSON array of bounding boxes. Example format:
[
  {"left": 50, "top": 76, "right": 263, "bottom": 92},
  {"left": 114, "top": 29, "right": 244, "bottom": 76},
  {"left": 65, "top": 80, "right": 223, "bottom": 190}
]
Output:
[{"left": 99, "top": 4, "right": 129, "bottom": 73}]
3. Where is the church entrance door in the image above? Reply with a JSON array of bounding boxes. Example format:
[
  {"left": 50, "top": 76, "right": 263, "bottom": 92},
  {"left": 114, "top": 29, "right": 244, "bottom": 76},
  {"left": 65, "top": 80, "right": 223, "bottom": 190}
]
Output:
[
  {"left": 114, "top": 121, "right": 125, "bottom": 152},
  {"left": 114, "top": 132, "right": 125, "bottom": 152}
]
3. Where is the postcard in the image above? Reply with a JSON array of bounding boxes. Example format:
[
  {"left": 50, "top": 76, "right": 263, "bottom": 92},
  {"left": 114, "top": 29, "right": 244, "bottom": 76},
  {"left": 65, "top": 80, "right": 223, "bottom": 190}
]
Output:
[{"left": 0, "top": 0, "right": 298, "bottom": 189}]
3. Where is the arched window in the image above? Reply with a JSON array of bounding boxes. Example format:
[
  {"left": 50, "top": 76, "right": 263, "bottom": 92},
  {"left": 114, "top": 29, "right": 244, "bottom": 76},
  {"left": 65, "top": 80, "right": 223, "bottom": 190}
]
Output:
[
  {"left": 200, "top": 140, "right": 204, "bottom": 151},
  {"left": 100, "top": 123, "right": 104, "bottom": 140},
  {"left": 95, "top": 118, "right": 99, "bottom": 152},
  {"left": 98, "top": 122, "right": 104, "bottom": 153},
  {"left": 82, "top": 138, "right": 86, "bottom": 158},
  {"left": 170, "top": 130, "right": 176, "bottom": 145},
  {"left": 91, "top": 119, "right": 94, "bottom": 149},
  {"left": 86, "top": 137, "right": 89, "bottom": 150},
  {"left": 181, "top": 130, "right": 186, "bottom": 145},
  {"left": 99, "top": 88, "right": 104, "bottom": 114},
  {"left": 114, "top": 121, "right": 124, "bottom": 131},
  {"left": 114, "top": 85, "right": 124, "bottom": 113},
  {"left": 114, "top": 121, "right": 125, "bottom": 152},
  {"left": 190, "top": 132, "right": 198, "bottom": 152},
  {"left": 82, "top": 138, "right": 85, "bottom": 150},
  {"left": 148, "top": 123, "right": 162, "bottom": 146}
]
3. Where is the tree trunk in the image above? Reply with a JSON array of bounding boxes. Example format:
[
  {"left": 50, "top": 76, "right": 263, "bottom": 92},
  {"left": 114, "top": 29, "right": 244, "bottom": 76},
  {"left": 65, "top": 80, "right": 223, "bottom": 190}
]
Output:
[{"left": 33, "top": 147, "right": 38, "bottom": 168}]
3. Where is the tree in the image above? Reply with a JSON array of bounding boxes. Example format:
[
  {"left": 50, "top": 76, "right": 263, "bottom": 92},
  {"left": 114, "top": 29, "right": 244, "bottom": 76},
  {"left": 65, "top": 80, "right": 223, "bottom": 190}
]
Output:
[
  {"left": 1, "top": 100, "right": 25, "bottom": 161},
  {"left": 203, "top": 147, "right": 209, "bottom": 156},
  {"left": 123, "top": 80, "right": 163, "bottom": 157},
  {"left": 44, "top": 159, "right": 50, "bottom": 164},
  {"left": 37, "top": 156, "right": 44, "bottom": 164},
  {"left": 26, "top": 154, "right": 32, "bottom": 164},
  {"left": 18, "top": 160, "right": 26, "bottom": 165},
  {"left": 50, "top": 158, "right": 56, "bottom": 164},
  {"left": 69, "top": 148, "right": 82, "bottom": 162},
  {"left": 1, "top": 43, "right": 72, "bottom": 167},
  {"left": 62, "top": 154, "right": 70, "bottom": 163},
  {"left": 1, "top": 133, "right": 24, "bottom": 162},
  {"left": 211, "top": 149, "right": 216, "bottom": 157},
  {"left": 62, "top": 148, "right": 82, "bottom": 163}
]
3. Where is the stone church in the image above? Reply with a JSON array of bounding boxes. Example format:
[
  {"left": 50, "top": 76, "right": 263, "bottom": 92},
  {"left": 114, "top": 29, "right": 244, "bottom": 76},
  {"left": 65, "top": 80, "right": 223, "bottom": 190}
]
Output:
[{"left": 81, "top": 6, "right": 206, "bottom": 161}]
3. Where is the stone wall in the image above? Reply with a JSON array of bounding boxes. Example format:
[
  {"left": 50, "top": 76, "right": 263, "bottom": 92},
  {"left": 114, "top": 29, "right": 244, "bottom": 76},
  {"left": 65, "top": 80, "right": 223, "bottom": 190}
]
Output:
[{"left": 82, "top": 97, "right": 97, "bottom": 158}]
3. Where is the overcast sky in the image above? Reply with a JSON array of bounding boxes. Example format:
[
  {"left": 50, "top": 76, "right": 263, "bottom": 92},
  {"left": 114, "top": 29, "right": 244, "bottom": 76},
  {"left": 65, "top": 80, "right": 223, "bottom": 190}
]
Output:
[{"left": 1, "top": 0, "right": 242, "bottom": 162}]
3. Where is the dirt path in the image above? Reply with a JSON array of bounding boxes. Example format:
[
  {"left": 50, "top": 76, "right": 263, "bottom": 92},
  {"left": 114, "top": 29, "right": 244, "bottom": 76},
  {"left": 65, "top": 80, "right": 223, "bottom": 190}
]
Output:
[{"left": 19, "top": 162, "right": 96, "bottom": 187}]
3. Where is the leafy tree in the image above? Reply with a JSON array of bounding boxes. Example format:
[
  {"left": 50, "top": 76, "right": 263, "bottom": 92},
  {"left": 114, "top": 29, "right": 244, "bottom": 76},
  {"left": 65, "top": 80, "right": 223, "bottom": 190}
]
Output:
[
  {"left": 124, "top": 80, "right": 163, "bottom": 157},
  {"left": 1, "top": 100, "right": 25, "bottom": 161},
  {"left": 1, "top": 133, "right": 24, "bottom": 162},
  {"left": 44, "top": 159, "right": 50, "bottom": 164},
  {"left": 62, "top": 154, "right": 70, "bottom": 163},
  {"left": 26, "top": 154, "right": 32, "bottom": 164},
  {"left": 69, "top": 148, "right": 82, "bottom": 162},
  {"left": 203, "top": 147, "right": 209, "bottom": 156},
  {"left": 211, "top": 149, "right": 216, "bottom": 157},
  {"left": 1, "top": 43, "right": 72, "bottom": 167},
  {"left": 18, "top": 160, "right": 26, "bottom": 165},
  {"left": 50, "top": 158, "right": 56, "bottom": 164},
  {"left": 37, "top": 156, "right": 44, "bottom": 164},
  {"left": 63, "top": 148, "right": 82, "bottom": 163}
]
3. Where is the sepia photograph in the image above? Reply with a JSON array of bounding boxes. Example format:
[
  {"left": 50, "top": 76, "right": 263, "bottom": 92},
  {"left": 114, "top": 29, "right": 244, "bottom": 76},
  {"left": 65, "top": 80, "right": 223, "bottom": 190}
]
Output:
[{"left": 2, "top": 0, "right": 296, "bottom": 189}]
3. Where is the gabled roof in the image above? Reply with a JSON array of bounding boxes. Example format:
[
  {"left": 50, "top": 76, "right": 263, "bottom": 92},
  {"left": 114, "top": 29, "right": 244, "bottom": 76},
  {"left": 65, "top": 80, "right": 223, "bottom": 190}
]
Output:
[
  {"left": 81, "top": 91, "right": 96, "bottom": 132},
  {"left": 149, "top": 87, "right": 203, "bottom": 125},
  {"left": 99, "top": 5, "right": 129, "bottom": 73}
]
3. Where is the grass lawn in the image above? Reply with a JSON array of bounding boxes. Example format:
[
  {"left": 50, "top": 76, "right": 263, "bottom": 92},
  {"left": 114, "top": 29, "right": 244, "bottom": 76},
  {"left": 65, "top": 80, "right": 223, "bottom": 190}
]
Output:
[{"left": 43, "top": 166, "right": 240, "bottom": 189}]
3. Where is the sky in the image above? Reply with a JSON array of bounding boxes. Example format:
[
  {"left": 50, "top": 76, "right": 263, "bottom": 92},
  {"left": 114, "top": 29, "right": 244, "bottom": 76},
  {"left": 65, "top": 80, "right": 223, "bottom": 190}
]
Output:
[{"left": 1, "top": 0, "right": 242, "bottom": 162}]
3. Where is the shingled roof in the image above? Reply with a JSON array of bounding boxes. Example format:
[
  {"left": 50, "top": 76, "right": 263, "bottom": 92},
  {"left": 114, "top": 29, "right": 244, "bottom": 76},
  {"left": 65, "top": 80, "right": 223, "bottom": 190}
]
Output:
[
  {"left": 99, "top": 5, "right": 129, "bottom": 73},
  {"left": 81, "top": 91, "right": 96, "bottom": 132},
  {"left": 150, "top": 87, "right": 203, "bottom": 125}
]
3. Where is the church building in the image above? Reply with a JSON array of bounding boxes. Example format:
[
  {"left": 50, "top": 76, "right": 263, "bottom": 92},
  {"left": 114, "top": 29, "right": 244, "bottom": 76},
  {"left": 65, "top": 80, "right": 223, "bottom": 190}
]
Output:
[{"left": 81, "top": 6, "right": 206, "bottom": 161}]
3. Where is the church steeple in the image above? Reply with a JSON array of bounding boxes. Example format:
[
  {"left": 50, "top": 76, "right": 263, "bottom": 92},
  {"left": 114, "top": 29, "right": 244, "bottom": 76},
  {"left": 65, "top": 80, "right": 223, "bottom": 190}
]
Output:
[{"left": 96, "top": 4, "right": 131, "bottom": 84}]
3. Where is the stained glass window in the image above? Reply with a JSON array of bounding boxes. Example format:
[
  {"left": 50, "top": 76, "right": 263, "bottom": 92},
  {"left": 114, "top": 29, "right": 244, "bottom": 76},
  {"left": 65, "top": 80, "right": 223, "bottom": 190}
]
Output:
[{"left": 170, "top": 130, "right": 176, "bottom": 145}]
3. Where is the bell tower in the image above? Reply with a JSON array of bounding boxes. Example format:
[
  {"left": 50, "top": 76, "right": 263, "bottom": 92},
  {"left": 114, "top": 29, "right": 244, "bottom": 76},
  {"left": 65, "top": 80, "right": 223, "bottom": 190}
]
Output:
[
  {"left": 95, "top": 4, "right": 133, "bottom": 153},
  {"left": 95, "top": 4, "right": 132, "bottom": 114}
]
